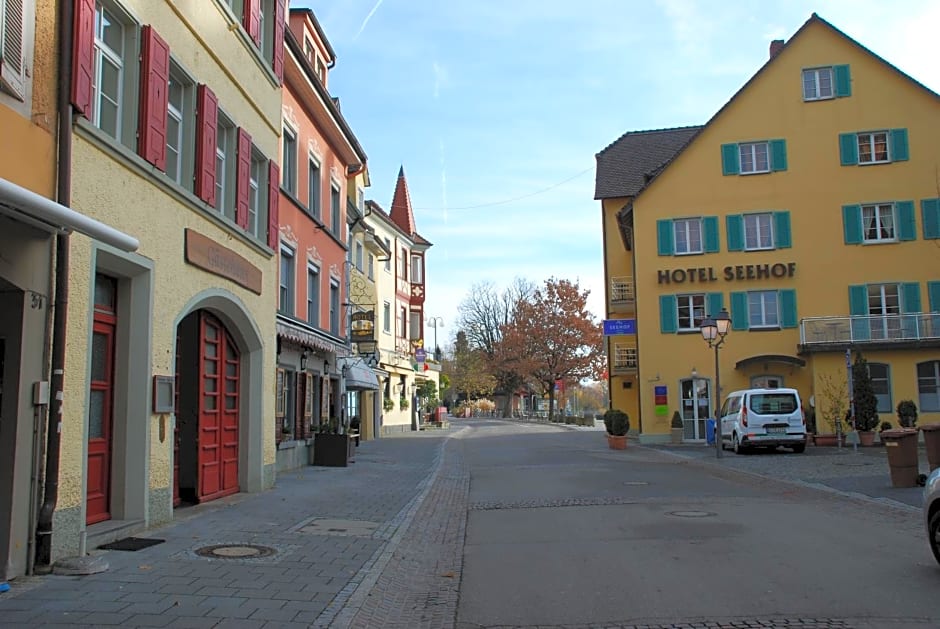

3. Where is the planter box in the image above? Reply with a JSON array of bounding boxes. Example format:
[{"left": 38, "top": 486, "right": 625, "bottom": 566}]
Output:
[
  {"left": 606, "top": 434, "right": 627, "bottom": 450},
  {"left": 311, "top": 433, "right": 352, "bottom": 467}
]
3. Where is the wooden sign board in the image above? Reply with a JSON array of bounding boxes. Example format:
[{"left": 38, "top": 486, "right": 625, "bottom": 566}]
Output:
[{"left": 185, "top": 229, "right": 263, "bottom": 295}]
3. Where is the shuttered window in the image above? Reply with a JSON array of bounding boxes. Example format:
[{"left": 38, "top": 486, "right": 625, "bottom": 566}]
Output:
[
  {"left": 235, "top": 128, "right": 252, "bottom": 229},
  {"left": 194, "top": 84, "right": 218, "bottom": 205},
  {"left": 839, "top": 129, "right": 909, "bottom": 165},
  {"left": 802, "top": 65, "right": 850, "bottom": 100},
  {"left": 267, "top": 161, "right": 280, "bottom": 249},
  {"left": 165, "top": 62, "right": 195, "bottom": 188},
  {"left": 721, "top": 140, "right": 787, "bottom": 175},
  {"left": 657, "top": 217, "right": 719, "bottom": 255},
  {"left": 0, "top": 0, "right": 27, "bottom": 98},
  {"left": 921, "top": 199, "right": 940, "bottom": 240},
  {"left": 843, "top": 201, "right": 916, "bottom": 244},
  {"left": 247, "top": 148, "right": 267, "bottom": 238},
  {"left": 728, "top": 290, "right": 797, "bottom": 331},
  {"left": 272, "top": 0, "right": 285, "bottom": 82},
  {"left": 137, "top": 25, "right": 169, "bottom": 170}
]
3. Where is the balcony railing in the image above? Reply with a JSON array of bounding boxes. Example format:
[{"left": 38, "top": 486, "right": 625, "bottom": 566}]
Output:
[
  {"left": 610, "top": 276, "right": 635, "bottom": 304},
  {"left": 611, "top": 345, "right": 638, "bottom": 372},
  {"left": 800, "top": 313, "right": 940, "bottom": 346}
]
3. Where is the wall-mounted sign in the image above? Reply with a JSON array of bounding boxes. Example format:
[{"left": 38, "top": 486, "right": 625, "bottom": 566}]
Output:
[
  {"left": 415, "top": 348, "right": 426, "bottom": 363},
  {"left": 185, "top": 229, "right": 263, "bottom": 294},
  {"left": 351, "top": 310, "right": 375, "bottom": 343},
  {"left": 603, "top": 319, "right": 636, "bottom": 335},
  {"left": 654, "top": 385, "right": 668, "bottom": 416},
  {"left": 657, "top": 262, "right": 796, "bottom": 285}
]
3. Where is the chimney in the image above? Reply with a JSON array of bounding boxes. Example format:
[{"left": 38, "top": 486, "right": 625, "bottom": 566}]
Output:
[{"left": 769, "top": 39, "right": 785, "bottom": 59}]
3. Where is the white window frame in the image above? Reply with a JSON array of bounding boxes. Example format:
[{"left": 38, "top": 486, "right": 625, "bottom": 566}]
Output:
[
  {"left": 739, "top": 142, "right": 770, "bottom": 174},
  {"left": 861, "top": 203, "right": 896, "bottom": 243},
  {"left": 308, "top": 156, "right": 321, "bottom": 219},
  {"left": 399, "top": 305, "right": 407, "bottom": 338},
  {"left": 383, "top": 300, "right": 391, "bottom": 334},
  {"left": 918, "top": 361, "right": 940, "bottom": 412},
  {"left": 0, "top": 0, "right": 35, "bottom": 101},
  {"left": 801, "top": 67, "right": 833, "bottom": 101},
  {"left": 92, "top": 0, "right": 137, "bottom": 146},
  {"left": 330, "top": 182, "right": 341, "bottom": 237},
  {"left": 329, "top": 280, "right": 340, "bottom": 335},
  {"left": 410, "top": 254, "right": 423, "bottom": 283},
  {"left": 279, "top": 245, "right": 295, "bottom": 316},
  {"left": 673, "top": 218, "right": 703, "bottom": 255},
  {"left": 367, "top": 253, "right": 374, "bottom": 280},
  {"left": 857, "top": 131, "right": 889, "bottom": 164},
  {"left": 165, "top": 61, "right": 195, "bottom": 188},
  {"left": 676, "top": 294, "right": 706, "bottom": 331},
  {"left": 747, "top": 290, "right": 779, "bottom": 328},
  {"left": 248, "top": 148, "right": 267, "bottom": 239},
  {"left": 868, "top": 363, "right": 892, "bottom": 414},
  {"left": 306, "top": 263, "right": 320, "bottom": 327},
  {"left": 282, "top": 125, "right": 298, "bottom": 195},
  {"left": 744, "top": 213, "right": 774, "bottom": 251},
  {"left": 215, "top": 111, "right": 237, "bottom": 220}
]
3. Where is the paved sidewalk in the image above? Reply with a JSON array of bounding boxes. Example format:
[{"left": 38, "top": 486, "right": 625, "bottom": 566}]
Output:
[{"left": 0, "top": 427, "right": 468, "bottom": 629}]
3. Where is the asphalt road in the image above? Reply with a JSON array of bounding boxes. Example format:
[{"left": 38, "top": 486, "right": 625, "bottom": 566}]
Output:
[{"left": 455, "top": 419, "right": 940, "bottom": 629}]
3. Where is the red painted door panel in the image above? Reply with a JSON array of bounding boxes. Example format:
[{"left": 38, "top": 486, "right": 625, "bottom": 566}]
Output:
[
  {"left": 86, "top": 319, "right": 114, "bottom": 525},
  {"left": 198, "top": 313, "right": 239, "bottom": 501}
]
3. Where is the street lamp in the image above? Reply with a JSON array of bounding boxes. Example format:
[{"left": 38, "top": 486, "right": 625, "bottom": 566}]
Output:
[
  {"left": 427, "top": 316, "right": 444, "bottom": 360},
  {"left": 700, "top": 308, "right": 731, "bottom": 459}
]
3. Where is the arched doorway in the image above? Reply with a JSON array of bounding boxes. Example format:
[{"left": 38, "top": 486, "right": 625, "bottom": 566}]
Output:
[{"left": 175, "top": 310, "right": 240, "bottom": 505}]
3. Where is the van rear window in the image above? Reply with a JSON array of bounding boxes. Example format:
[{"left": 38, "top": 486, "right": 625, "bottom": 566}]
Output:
[{"left": 749, "top": 393, "right": 797, "bottom": 414}]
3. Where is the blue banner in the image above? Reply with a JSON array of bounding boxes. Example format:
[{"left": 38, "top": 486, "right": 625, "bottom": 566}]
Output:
[{"left": 602, "top": 319, "right": 636, "bottom": 335}]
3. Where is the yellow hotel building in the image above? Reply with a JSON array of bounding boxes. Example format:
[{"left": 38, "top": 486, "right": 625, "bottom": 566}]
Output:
[{"left": 596, "top": 14, "right": 940, "bottom": 443}]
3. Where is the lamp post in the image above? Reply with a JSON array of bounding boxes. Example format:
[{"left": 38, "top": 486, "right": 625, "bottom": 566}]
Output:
[
  {"left": 700, "top": 309, "right": 731, "bottom": 459},
  {"left": 427, "top": 316, "right": 444, "bottom": 361}
]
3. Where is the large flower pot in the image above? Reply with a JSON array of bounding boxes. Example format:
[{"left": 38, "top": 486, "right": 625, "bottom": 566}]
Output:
[
  {"left": 858, "top": 431, "right": 876, "bottom": 447},
  {"left": 881, "top": 429, "right": 919, "bottom": 488},
  {"left": 670, "top": 428, "right": 683, "bottom": 444},
  {"left": 814, "top": 434, "right": 839, "bottom": 447},
  {"left": 920, "top": 424, "right": 940, "bottom": 472},
  {"left": 606, "top": 434, "right": 627, "bottom": 450},
  {"left": 311, "top": 433, "right": 351, "bottom": 467}
]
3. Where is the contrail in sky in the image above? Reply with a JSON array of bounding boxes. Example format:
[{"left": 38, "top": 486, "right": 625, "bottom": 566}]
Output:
[{"left": 354, "top": 0, "right": 385, "bottom": 40}]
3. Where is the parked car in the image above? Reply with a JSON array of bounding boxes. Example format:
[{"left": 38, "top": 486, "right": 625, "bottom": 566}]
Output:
[
  {"left": 719, "top": 387, "right": 807, "bottom": 454},
  {"left": 925, "top": 467, "right": 940, "bottom": 565}
]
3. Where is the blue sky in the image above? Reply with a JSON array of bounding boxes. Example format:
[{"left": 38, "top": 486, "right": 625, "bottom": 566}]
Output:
[{"left": 297, "top": 0, "right": 940, "bottom": 350}]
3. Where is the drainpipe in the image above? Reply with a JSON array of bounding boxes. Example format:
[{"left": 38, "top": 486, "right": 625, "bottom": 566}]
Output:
[{"left": 35, "top": 0, "right": 74, "bottom": 569}]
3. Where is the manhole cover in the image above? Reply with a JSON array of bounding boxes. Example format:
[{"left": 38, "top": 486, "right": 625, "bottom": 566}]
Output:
[
  {"left": 194, "top": 544, "right": 276, "bottom": 559},
  {"left": 668, "top": 510, "right": 716, "bottom": 518},
  {"left": 623, "top": 481, "right": 649, "bottom": 486},
  {"left": 834, "top": 461, "right": 873, "bottom": 467},
  {"left": 299, "top": 519, "right": 380, "bottom": 537}
]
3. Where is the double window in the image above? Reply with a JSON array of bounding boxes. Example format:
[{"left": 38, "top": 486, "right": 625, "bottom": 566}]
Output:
[
  {"left": 657, "top": 217, "right": 719, "bottom": 256},
  {"left": 676, "top": 294, "right": 706, "bottom": 331},
  {"left": 839, "top": 129, "right": 909, "bottom": 165},
  {"left": 92, "top": 1, "right": 135, "bottom": 144},
  {"left": 868, "top": 363, "right": 892, "bottom": 414},
  {"left": 659, "top": 293, "right": 723, "bottom": 334},
  {"left": 918, "top": 361, "right": 940, "bottom": 412},
  {"left": 801, "top": 65, "right": 850, "bottom": 100},
  {"left": 674, "top": 218, "right": 702, "bottom": 254},
  {"left": 739, "top": 142, "right": 770, "bottom": 174},
  {"left": 0, "top": 0, "right": 32, "bottom": 98},
  {"left": 728, "top": 290, "right": 797, "bottom": 331},
  {"left": 721, "top": 140, "right": 787, "bottom": 175},
  {"left": 165, "top": 64, "right": 194, "bottom": 187},
  {"left": 744, "top": 213, "right": 773, "bottom": 250},
  {"left": 247, "top": 148, "right": 268, "bottom": 238},
  {"left": 842, "top": 201, "right": 915, "bottom": 244},
  {"left": 862, "top": 203, "right": 896, "bottom": 242},
  {"left": 747, "top": 291, "right": 779, "bottom": 328},
  {"left": 216, "top": 112, "right": 236, "bottom": 220}
]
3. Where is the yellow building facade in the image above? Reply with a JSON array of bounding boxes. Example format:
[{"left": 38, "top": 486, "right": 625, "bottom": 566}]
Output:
[
  {"left": 597, "top": 15, "right": 940, "bottom": 443},
  {"left": 51, "top": 0, "right": 283, "bottom": 564}
]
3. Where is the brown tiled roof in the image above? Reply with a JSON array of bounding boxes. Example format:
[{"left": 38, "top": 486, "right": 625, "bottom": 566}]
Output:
[{"left": 593, "top": 126, "right": 702, "bottom": 200}]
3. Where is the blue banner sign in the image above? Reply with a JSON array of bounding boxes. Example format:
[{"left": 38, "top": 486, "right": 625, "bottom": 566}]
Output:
[{"left": 602, "top": 319, "right": 636, "bottom": 335}]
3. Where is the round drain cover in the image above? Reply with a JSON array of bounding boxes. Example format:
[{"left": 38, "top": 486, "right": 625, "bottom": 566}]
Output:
[
  {"left": 195, "top": 544, "right": 276, "bottom": 559},
  {"left": 668, "top": 510, "right": 715, "bottom": 518}
]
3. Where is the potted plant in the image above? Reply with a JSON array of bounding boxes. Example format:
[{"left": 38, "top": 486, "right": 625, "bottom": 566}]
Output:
[
  {"left": 311, "top": 417, "right": 352, "bottom": 467},
  {"left": 604, "top": 409, "right": 630, "bottom": 450},
  {"left": 896, "top": 400, "right": 918, "bottom": 429},
  {"left": 670, "top": 411, "right": 683, "bottom": 444},
  {"left": 851, "top": 353, "right": 880, "bottom": 445},
  {"left": 383, "top": 397, "right": 395, "bottom": 412},
  {"left": 880, "top": 421, "right": 893, "bottom": 433},
  {"left": 815, "top": 373, "right": 848, "bottom": 447},
  {"left": 400, "top": 398, "right": 410, "bottom": 410}
]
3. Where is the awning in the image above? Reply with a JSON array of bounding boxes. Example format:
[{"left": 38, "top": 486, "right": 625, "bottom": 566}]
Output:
[
  {"left": 339, "top": 357, "right": 379, "bottom": 391},
  {"left": 0, "top": 177, "right": 139, "bottom": 251},
  {"left": 735, "top": 354, "right": 807, "bottom": 370}
]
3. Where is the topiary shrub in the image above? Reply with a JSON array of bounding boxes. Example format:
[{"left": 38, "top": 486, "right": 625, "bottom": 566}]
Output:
[
  {"left": 603, "top": 409, "right": 630, "bottom": 436},
  {"left": 671, "top": 410, "right": 683, "bottom": 429},
  {"left": 896, "top": 400, "right": 918, "bottom": 429}
]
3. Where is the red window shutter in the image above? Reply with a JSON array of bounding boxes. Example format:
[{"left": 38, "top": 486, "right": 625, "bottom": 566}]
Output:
[
  {"left": 235, "top": 128, "right": 252, "bottom": 229},
  {"left": 243, "top": 0, "right": 261, "bottom": 46},
  {"left": 70, "top": 0, "right": 95, "bottom": 117},
  {"left": 194, "top": 84, "right": 218, "bottom": 206},
  {"left": 272, "top": 0, "right": 286, "bottom": 83},
  {"left": 138, "top": 26, "right": 170, "bottom": 171},
  {"left": 267, "top": 161, "right": 280, "bottom": 249}
]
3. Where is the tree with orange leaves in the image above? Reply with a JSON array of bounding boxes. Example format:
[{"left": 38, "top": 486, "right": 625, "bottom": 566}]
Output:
[{"left": 498, "top": 278, "right": 604, "bottom": 420}]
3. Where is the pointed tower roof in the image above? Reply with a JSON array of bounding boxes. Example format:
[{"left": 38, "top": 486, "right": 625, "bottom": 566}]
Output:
[{"left": 389, "top": 166, "right": 417, "bottom": 236}]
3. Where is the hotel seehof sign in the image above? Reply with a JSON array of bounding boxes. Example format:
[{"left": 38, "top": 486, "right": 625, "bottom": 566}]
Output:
[{"left": 657, "top": 261, "right": 796, "bottom": 284}]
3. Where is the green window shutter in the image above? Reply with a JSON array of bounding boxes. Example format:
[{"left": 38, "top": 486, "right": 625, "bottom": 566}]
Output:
[
  {"left": 890, "top": 128, "right": 909, "bottom": 162},
  {"left": 923, "top": 199, "right": 940, "bottom": 239},
  {"left": 707, "top": 292, "right": 724, "bottom": 319},
  {"left": 779, "top": 289, "right": 797, "bottom": 328},
  {"left": 901, "top": 282, "right": 921, "bottom": 313},
  {"left": 896, "top": 201, "right": 916, "bottom": 241},
  {"left": 839, "top": 133, "right": 858, "bottom": 165},
  {"left": 770, "top": 139, "right": 787, "bottom": 171},
  {"left": 721, "top": 143, "right": 740, "bottom": 175},
  {"left": 842, "top": 204, "right": 862, "bottom": 244},
  {"left": 834, "top": 64, "right": 851, "bottom": 97},
  {"left": 848, "top": 285, "right": 868, "bottom": 316},
  {"left": 773, "top": 211, "right": 792, "bottom": 248},
  {"left": 726, "top": 215, "right": 744, "bottom": 251},
  {"left": 659, "top": 295, "right": 678, "bottom": 333},
  {"left": 657, "top": 219, "right": 674, "bottom": 256},
  {"left": 703, "top": 216, "right": 719, "bottom": 253},
  {"left": 730, "top": 292, "right": 749, "bottom": 331},
  {"left": 928, "top": 281, "right": 940, "bottom": 312}
]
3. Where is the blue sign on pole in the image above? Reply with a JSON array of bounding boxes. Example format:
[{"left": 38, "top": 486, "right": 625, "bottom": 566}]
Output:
[
  {"left": 602, "top": 319, "right": 636, "bottom": 335},
  {"left": 415, "top": 348, "right": 427, "bottom": 362}
]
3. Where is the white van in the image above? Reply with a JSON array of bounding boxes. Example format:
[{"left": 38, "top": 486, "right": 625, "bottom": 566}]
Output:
[{"left": 719, "top": 388, "right": 807, "bottom": 454}]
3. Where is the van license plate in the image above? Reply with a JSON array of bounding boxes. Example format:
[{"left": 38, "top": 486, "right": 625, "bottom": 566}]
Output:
[{"left": 766, "top": 427, "right": 787, "bottom": 434}]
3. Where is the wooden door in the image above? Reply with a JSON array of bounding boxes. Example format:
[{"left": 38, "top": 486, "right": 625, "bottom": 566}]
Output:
[
  {"left": 197, "top": 312, "right": 239, "bottom": 501},
  {"left": 87, "top": 277, "right": 117, "bottom": 525}
]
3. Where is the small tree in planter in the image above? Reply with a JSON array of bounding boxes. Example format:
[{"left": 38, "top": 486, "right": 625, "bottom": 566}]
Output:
[
  {"left": 817, "top": 373, "right": 848, "bottom": 446},
  {"left": 603, "top": 409, "right": 630, "bottom": 450},
  {"left": 896, "top": 400, "right": 918, "bottom": 429},
  {"left": 670, "top": 411, "right": 683, "bottom": 444},
  {"left": 851, "top": 353, "right": 880, "bottom": 443}
]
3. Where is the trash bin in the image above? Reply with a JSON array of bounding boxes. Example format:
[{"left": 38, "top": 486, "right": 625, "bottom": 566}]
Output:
[
  {"left": 881, "top": 429, "right": 919, "bottom": 488},
  {"left": 705, "top": 418, "right": 716, "bottom": 445},
  {"left": 920, "top": 424, "right": 940, "bottom": 472}
]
